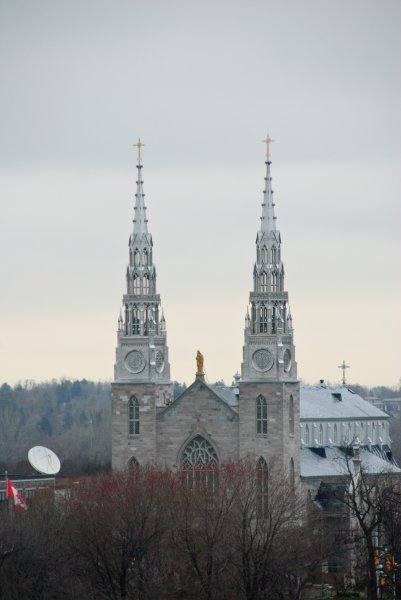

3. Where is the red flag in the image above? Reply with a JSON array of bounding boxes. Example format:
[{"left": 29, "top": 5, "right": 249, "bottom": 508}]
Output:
[{"left": 7, "top": 478, "right": 28, "bottom": 512}]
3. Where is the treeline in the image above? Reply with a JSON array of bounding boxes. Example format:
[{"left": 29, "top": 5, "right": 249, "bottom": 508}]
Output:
[{"left": 0, "top": 464, "right": 338, "bottom": 600}]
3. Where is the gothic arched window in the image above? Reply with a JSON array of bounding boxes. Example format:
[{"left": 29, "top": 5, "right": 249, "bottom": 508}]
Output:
[
  {"left": 133, "top": 274, "right": 140, "bottom": 294},
  {"left": 271, "top": 246, "right": 277, "bottom": 264},
  {"left": 134, "top": 249, "right": 140, "bottom": 267},
  {"left": 319, "top": 424, "right": 324, "bottom": 445},
  {"left": 181, "top": 436, "right": 218, "bottom": 490},
  {"left": 259, "top": 305, "right": 268, "bottom": 333},
  {"left": 142, "top": 249, "right": 148, "bottom": 266},
  {"left": 260, "top": 272, "right": 268, "bottom": 293},
  {"left": 289, "top": 395, "right": 294, "bottom": 435},
  {"left": 305, "top": 424, "right": 310, "bottom": 445},
  {"left": 262, "top": 246, "right": 268, "bottom": 263},
  {"left": 143, "top": 273, "right": 150, "bottom": 295},
  {"left": 271, "top": 272, "right": 277, "bottom": 292},
  {"left": 128, "top": 397, "right": 139, "bottom": 435},
  {"left": 256, "top": 395, "right": 268, "bottom": 435},
  {"left": 132, "top": 307, "right": 140, "bottom": 335}
]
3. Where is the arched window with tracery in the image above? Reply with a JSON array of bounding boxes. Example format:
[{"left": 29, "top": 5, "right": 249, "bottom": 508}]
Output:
[
  {"left": 128, "top": 396, "right": 139, "bottom": 435},
  {"left": 256, "top": 457, "right": 268, "bottom": 516},
  {"left": 256, "top": 395, "right": 268, "bottom": 435},
  {"left": 181, "top": 435, "right": 218, "bottom": 489},
  {"left": 289, "top": 395, "right": 294, "bottom": 435}
]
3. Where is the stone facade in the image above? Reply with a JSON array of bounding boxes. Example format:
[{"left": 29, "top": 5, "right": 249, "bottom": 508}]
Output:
[{"left": 112, "top": 148, "right": 300, "bottom": 478}]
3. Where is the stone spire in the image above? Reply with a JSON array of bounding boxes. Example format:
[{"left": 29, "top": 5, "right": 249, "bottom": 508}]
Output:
[
  {"left": 260, "top": 159, "right": 276, "bottom": 233},
  {"left": 133, "top": 153, "right": 149, "bottom": 237},
  {"left": 114, "top": 142, "right": 171, "bottom": 383},
  {"left": 241, "top": 137, "right": 297, "bottom": 382}
]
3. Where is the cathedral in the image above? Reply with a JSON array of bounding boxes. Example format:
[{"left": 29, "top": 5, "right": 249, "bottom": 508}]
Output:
[{"left": 111, "top": 139, "right": 396, "bottom": 490}]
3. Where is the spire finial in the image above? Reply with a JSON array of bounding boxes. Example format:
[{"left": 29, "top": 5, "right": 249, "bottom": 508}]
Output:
[
  {"left": 133, "top": 138, "right": 146, "bottom": 163},
  {"left": 261, "top": 133, "right": 274, "bottom": 160}
]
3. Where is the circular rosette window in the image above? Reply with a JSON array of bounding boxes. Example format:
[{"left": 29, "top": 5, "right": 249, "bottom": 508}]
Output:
[
  {"left": 155, "top": 350, "right": 165, "bottom": 373},
  {"left": 283, "top": 349, "right": 292, "bottom": 373},
  {"left": 124, "top": 350, "right": 146, "bottom": 374},
  {"left": 252, "top": 348, "right": 274, "bottom": 372}
]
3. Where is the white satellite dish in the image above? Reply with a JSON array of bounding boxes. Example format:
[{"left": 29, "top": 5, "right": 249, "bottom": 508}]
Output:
[{"left": 28, "top": 446, "right": 61, "bottom": 475}]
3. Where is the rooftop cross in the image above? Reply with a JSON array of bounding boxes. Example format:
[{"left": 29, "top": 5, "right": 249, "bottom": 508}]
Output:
[
  {"left": 261, "top": 133, "right": 274, "bottom": 160},
  {"left": 133, "top": 138, "right": 146, "bottom": 163},
  {"left": 338, "top": 360, "right": 350, "bottom": 385}
]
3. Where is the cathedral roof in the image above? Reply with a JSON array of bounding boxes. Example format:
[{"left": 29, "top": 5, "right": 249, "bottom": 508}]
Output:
[
  {"left": 301, "top": 446, "right": 401, "bottom": 478},
  {"left": 300, "top": 384, "right": 388, "bottom": 420}
]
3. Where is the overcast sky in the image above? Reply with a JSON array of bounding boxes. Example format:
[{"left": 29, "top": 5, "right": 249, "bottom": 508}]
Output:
[{"left": 1, "top": 0, "right": 400, "bottom": 387}]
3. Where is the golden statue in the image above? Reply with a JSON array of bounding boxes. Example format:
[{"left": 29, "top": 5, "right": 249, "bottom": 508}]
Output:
[{"left": 196, "top": 350, "right": 204, "bottom": 375}]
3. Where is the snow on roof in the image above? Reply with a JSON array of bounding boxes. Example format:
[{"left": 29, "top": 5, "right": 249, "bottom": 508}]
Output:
[
  {"left": 301, "top": 446, "right": 401, "bottom": 478},
  {"left": 300, "top": 384, "right": 388, "bottom": 420}
]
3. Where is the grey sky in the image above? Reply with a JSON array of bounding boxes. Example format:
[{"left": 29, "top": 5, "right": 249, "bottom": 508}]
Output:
[{"left": 1, "top": 0, "right": 400, "bottom": 386}]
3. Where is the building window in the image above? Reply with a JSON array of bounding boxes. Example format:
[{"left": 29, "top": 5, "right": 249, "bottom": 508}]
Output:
[
  {"left": 128, "top": 397, "right": 139, "bottom": 435},
  {"left": 143, "top": 273, "right": 149, "bottom": 295},
  {"left": 181, "top": 435, "right": 218, "bottom": 490},
  {"left": 260, "top": 271, "right": 268, "bottom": 292},
  {"left": 260, "top": 305, "right": 268, "bottom": 333},
  {"left": 271, "top": 272, "right": 277, "bottom": 292},
  {"left": 333, "top": 424, "right": 338, "bottom": 444},
  {"left": 132, "top": 307, "right": 140, "bottom": 334},
  {"left": 305, "top": 424, "right": 310, "bottom": 445},
  {"left": 271, "top": 246, "right": 276, "bottom": 263},
  {"left": 256, "top": 395, "right": 268, "bottom": 435},
  {"left": 142, "top": 249, "right": 148, "bottom": 266},
  {"left": 256, "top": 457, "right": 268, "bottom": 516},
  {"left": 133, "top": 274, "right": 140, "bottom": 294},
  {"left": 262, "top": 246, "right": 268, "bottom": 262},
  {"left": 289, "top": 395, "right": 294, "bottom": 435},
  {"left": 319, "top": 424, "right": 324, "bottom": 445},
  {"left": 134, "top": 249, "right": 140, "bottom": 266}
]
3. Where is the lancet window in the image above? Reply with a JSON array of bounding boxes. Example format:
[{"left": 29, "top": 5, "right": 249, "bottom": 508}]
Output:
[
  {"left": 256, "top": 395, "right": 268, "bottom": 435},
  {"left": 259, "top": 305, "right": 268, "bottom": 333},
  {"left": 260, "top": 272, "right": 268, "bottom": 293},
  {"left": 289, "top": 458, "right": 295, "bottom": 495},
  {"left": 142, "top": 249, "right": 148, "bottom": 266},
  {"left": 271, "top": 246, "right": 277, "bottom": 264},
  {"left": 132, "top": 307, "right": 140, "bottom": 334},
  {"left": 181, "top": 435, "right": 218, "bottom": 490},
  {"left": 319, "top": 424, "right": 324, "bottom": 445},
  {"left": 262, "top": 246, "right": 268, "bottom": 262},
  {"left": 143, "top": 273, "right": 150, "bottom": 295},
  {"left": 133, "top": 274, "right": 140, "bottom": 294},
  {"left": 271, "top": 272, "right": 277, "bottom": 292},
  {"left": 333, "top": 424, "right": 338, "bottom": 444},
  {"left": 128, "top": 396, "right": 139, "bottom": 435},
  {"left": 304, "top": 424, "right": 310, "bottom": 445},
  {"left": 134, "top": 249, "right": 140, "bottom": 266}
]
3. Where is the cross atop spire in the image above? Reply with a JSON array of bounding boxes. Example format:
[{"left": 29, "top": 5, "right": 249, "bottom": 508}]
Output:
[
  {"left": 133, "top": 138, "right": 146, "bottom": 163},
  {"left": 261, "top": 133, "right": 274, "bottom": 160},
  {"left": 338, "top": 360, "right": 350, "bottom": 385}
]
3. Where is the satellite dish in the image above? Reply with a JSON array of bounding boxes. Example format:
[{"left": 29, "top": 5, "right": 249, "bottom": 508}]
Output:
[{"left": 28, "top": 446, "right": 61, "bottom": 475}]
